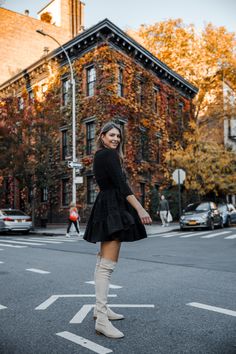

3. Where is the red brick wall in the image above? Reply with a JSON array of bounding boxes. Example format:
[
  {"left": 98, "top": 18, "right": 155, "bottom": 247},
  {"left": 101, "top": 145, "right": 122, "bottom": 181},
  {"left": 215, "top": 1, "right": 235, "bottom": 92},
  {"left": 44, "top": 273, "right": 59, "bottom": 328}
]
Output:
[{"left": 0, "top": 7, "right": 78, "bottom": 85}]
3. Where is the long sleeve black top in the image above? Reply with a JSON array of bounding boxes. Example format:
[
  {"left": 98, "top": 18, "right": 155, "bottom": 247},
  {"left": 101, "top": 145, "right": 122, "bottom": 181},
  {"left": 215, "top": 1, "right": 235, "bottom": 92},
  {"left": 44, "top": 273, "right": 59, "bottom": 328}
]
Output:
[{"left": 93, "top": 148, "right": 133, "bottom": 198}]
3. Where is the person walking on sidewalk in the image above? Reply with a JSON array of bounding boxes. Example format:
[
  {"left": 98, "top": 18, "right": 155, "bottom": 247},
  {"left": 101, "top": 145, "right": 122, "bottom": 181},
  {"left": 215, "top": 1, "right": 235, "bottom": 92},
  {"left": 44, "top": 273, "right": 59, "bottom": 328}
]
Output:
[
  {"left": 157, "top": 194, "right": 170, "bottom": 227},
  {"left": 83, "top": 121, "right": 152, "bottom": 339},
  {"left": 66, "top": 202, "right": 80, "bottom": 237}
]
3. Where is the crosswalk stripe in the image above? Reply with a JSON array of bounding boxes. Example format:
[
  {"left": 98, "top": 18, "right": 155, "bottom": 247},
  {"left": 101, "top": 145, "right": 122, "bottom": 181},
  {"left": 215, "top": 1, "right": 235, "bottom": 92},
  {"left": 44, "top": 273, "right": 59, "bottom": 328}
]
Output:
[
  {"left": 180, "top": 231, "right": 211, "bottom": 238},
  {"left": 224, "top": 235, "right": 236, "bottom": 239},
  {"left": 26, "top": 268, "right": 50, "bottom": 274},
  {"left": 0, "top": 239, "right": 45, "bottom": 246},
  {"left": 201, "top": 231, "right": 230, "bottom": 238},
  {"left": 17, "top": 238, "right": 62, "bottom": 244},
  {"left": 0, "top": 243, "right": 27, "bottom": 248}
]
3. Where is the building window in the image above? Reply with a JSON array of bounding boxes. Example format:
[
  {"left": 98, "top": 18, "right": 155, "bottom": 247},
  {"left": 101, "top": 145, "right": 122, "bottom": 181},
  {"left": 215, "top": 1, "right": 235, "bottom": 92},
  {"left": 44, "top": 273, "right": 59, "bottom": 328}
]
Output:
[
  {"left": 62, "top": 179, "right": 70, "bottom": 206},
  {"left": 41, "top": 187, "right": 48, "bottom": 202},
  {"left": 86, "top": 121, "right": 95, "bottom": 155},
  {"left": 140, "top": 128, "right": 149, "bottom": 160},
  {"left": 18, "top": 97, "right": 24, "bottom": 110},
  {"left": 178, "top": 102, "right": 184, "bottom": 130},
  {"left": 28, "top": 90, "right": 34, "bottom": 103},
  {"left": 137, "top": 78, "right": 144, "bottom": 106},
  {"left": 87, "top": 176, "right": 96, "bottom": 204},
  {"left": 62, "top": 130, "right": 68, "bottom": 160},
  {"left": 153, "top": 86, "right": 160, "bottom": 113},
  {"left": 118, "top": 67, "right": 124, "bottom": 97},
  {"left": 156, "top": 138, "right": 161, "bottom": 164},
  {"left": 87, "top": 66, "right": 96, "bottom": 96},
  {"left": 140, "top": 183, "right": 146, "bottom": 207},
  {"left": 62, "top": 78, "right": 70, "bottom": 106}
]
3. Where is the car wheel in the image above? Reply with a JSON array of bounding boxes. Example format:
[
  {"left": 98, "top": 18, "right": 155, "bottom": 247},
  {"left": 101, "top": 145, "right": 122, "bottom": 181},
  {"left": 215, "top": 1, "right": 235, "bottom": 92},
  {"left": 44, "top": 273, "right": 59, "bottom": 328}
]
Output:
[
  {"left": 226, "top": 217, "right": 231, "bottom": 227},
  {"left": 219, "top": 218, "right": 224, "bottom": 228},
  {"left": 208, "top": 219, "right": 214, "bottom": 230}
]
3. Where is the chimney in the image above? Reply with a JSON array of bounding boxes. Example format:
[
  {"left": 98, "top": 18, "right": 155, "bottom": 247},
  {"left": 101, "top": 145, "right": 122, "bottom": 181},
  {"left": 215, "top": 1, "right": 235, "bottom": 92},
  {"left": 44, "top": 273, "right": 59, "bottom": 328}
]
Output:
[{"left": 24, "top": 9, "right": 30, "bottom": 16}]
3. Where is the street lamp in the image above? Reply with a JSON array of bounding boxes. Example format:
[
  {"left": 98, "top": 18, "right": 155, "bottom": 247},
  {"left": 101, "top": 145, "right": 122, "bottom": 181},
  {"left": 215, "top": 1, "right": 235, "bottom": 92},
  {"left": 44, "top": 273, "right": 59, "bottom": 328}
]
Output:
[{"left": 36, "top": 29, "right": 77, "bottom": 203}]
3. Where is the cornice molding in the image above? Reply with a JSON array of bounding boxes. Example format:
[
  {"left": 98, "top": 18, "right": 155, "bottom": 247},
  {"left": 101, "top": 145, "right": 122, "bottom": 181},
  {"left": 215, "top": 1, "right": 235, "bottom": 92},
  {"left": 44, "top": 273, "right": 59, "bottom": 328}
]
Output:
[{"left": 0, "top": 18, "right": 198, "bottom": 99}]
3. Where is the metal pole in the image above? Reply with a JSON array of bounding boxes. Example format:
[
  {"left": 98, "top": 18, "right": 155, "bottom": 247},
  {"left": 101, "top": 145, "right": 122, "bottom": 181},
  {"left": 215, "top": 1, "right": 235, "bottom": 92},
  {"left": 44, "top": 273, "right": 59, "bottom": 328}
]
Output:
[
  {"left": 178, "top": 169, "right": 182, "bottom": 219},
  {"left": 36, "top": 30, "right": 76, "bottom": 204}
]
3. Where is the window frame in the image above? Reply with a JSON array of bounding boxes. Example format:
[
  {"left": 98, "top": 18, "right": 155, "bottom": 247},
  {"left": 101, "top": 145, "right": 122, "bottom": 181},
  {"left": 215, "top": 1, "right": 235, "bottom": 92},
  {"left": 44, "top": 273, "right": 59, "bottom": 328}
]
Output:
[
  {"left": 117, "top": 67, "right": 124, "bottom": 97},
  {"left": 61, "top": 129, "right": 68, "bottom": 160},
  {"left": 87, "top": 175, "right": 97, "bottom": 204},
  {"left": 86, "top": 66, "right": 96, "bottom": 97},
  {"left": 86, "top": 121, "right": 95, "bottom": 155},
  {"left": 61, "top": 77, "right": 70, "bottom": 106}
]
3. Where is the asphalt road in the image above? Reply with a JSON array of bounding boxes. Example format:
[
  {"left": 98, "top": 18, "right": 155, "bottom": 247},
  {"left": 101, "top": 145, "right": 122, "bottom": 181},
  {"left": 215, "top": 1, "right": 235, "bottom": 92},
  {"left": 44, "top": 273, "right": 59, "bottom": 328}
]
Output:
[{"left": 0, "top": 227, "right": 236, "bottom": 354}]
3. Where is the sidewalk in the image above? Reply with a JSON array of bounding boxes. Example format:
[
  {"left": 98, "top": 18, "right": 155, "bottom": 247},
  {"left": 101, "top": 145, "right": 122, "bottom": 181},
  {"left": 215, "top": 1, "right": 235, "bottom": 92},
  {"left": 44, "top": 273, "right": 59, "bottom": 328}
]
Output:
[{"left": 31, "top": 222, "right": 180, "bottom": 236}]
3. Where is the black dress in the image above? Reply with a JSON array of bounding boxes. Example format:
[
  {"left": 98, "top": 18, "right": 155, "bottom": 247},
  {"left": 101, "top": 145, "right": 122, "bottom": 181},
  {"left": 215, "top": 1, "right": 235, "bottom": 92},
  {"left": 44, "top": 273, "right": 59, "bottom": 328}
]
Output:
[{"left": 83, "top": 147, "right": 147, "bottom": 243}]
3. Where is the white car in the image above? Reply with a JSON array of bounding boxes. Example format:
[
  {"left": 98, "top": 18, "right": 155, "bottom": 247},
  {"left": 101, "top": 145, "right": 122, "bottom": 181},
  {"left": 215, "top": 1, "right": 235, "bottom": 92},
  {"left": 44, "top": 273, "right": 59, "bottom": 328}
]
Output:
[{"left": 0, "top": 209, "right": 32, "bottom": 234}]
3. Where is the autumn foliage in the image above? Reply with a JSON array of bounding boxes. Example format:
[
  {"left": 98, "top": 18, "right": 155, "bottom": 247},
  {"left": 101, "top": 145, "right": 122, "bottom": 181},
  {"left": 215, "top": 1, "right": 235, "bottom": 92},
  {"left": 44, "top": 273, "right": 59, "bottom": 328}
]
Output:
[{"left": 129, "top": 19, "right": 236, "bottom": 197}]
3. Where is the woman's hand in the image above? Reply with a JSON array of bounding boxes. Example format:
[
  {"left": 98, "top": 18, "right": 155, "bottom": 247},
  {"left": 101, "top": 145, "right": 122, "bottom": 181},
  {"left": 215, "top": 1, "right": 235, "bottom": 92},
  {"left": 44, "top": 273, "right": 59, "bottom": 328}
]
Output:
[{"left": 137, "top": 208, "right": 152, "bottom": 225}]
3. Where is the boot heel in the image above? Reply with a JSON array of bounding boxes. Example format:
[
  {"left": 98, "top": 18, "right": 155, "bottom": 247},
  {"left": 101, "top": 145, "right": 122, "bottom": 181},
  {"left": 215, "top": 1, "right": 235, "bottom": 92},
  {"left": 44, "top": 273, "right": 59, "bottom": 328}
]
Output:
[{"left": 96, "top": 330, "right": 102, "bottom": 335}]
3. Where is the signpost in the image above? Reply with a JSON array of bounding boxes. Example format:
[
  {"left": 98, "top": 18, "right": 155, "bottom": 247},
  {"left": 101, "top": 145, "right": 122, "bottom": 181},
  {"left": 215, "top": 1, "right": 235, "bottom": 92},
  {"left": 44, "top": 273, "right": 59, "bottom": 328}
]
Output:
[{"left": 172, "top": 169, "right": 186, "bottom": 219}]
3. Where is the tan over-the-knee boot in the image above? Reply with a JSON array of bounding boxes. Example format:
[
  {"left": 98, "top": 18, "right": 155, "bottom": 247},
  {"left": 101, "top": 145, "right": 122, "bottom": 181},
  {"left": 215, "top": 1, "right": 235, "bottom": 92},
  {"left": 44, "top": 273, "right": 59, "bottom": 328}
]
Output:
[
  {"left": 95, "top": 258, "right": 124, "bottom": 338},
  {"left": 93, "top": 254, "right": 124, "bottom": 321}
]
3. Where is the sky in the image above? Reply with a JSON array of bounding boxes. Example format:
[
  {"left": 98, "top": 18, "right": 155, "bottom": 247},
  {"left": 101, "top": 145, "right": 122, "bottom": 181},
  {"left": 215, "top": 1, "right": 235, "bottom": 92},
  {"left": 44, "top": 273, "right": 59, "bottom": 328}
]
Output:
[{"left": 2, "top": 0, "right": 236, "bottom": 34}]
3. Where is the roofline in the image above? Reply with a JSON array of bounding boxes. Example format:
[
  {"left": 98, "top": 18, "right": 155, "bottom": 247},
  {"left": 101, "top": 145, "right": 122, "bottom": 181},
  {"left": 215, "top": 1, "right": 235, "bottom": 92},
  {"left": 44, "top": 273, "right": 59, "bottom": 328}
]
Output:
[
  {"left": 37, "top": 0, "right": 55, "bottom": 14},
  {"left": 0, "top": 18, "right": 198, "bottom": 98}
]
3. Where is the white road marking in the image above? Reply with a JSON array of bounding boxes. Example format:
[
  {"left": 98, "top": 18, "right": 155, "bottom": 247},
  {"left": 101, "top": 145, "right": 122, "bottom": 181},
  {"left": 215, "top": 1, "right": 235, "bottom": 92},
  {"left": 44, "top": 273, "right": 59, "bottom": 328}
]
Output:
[
  {"left": 201, "top": 231, "right": 230, "bottom": 238},
  {"left": 187, "top": 302, "right": 236, "bottom": 317},
  {"left": 26, "top": 268, "right": 50, "bottom": 274},
  {"left": 161, "top": 233, "right": 189, "bottom": 238},
  {"left": 48, "top": 237, "right": 78, "bottom": 242},
  {"left": 224, "top": 234, "right": 236, "bottom": 239},
  {"left": 0, "top": 243, "right": 27, "bottom": 248},
  {"left": 0, "top": 261, "right": 4, "bottom": 264},
  {"left": 56, "top": 331, "right": 113, "bottom": 354},
  {"left": 85, "top": 281, "right": 123, "bottom": 289},
  {"left": 0, "top": 249, "right": 3, "bottom": 251},
  {"left": 0, "top": 304, "right": 7, "bottom": 310},
  {"left": 70, "top": 304, "right": 94, "bottom": 323},
  {"left": 70, "top": 304, "right": 155, "bottom": 324},
  {"left": 35, "top": 294, "right": 117, "bottom": 310},
  {"left": 18, "top": 238, "right": 62, "bottom": 244},
  {"left": 0, "top": 239, "right": 44, "bottom": 246},
  {"left": 180, "top": 231, "right": 211, "bottom": 238}
]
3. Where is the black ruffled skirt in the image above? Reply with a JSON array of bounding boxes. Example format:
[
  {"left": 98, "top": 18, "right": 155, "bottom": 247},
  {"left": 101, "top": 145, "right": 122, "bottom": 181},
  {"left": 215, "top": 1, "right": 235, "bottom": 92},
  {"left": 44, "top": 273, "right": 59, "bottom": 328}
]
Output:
[{"left": 83, "top": 189, "right": 147, "bottom": 243}]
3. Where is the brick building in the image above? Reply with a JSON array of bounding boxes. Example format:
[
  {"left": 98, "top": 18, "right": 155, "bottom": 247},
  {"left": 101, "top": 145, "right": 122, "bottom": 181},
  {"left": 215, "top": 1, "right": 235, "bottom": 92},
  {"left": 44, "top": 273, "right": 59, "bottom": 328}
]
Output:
[
  {"left": 0, "top": 19, "right": 198, "bottom": 224},
  {"left": 0, "top": 0, "right": 85, "bottom": 84}
]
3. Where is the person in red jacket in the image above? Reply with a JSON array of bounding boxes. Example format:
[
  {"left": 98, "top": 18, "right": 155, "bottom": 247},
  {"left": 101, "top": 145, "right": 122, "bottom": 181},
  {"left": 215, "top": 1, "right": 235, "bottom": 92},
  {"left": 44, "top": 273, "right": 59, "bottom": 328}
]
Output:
[{"left": 66, "top": 202, "right": 80, "bottom": 237}]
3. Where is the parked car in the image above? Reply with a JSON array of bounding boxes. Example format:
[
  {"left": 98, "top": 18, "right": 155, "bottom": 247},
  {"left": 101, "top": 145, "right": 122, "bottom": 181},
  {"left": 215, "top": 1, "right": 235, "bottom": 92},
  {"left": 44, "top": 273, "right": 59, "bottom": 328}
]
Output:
[
  {"left": 0, "top": 209, "right": 32, "bottom": 233},
  {"left": 218, "top": 203, "right": 236, "bottom": 227},
  {"left": 179, "top": 202, "right": 223, "bottom": 230}
]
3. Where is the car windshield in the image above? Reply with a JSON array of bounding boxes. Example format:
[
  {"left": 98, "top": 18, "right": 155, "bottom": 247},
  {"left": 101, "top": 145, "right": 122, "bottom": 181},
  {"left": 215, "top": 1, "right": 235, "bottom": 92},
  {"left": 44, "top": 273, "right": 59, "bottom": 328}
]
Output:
[
  {"left": 185, "top": 203, "right": 210, "bottom": 213},
  {"left": 218, "top": 205, "right": 227, "bottom": 212},
  {"left": 1, "top": 210, "right": 27, "bottom": 216}
]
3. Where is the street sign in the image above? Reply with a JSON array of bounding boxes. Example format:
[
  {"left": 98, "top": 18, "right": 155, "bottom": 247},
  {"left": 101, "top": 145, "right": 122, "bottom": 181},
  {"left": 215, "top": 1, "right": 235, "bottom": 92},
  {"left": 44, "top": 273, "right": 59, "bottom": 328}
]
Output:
[
  {"left": 67, "top": 161, "right": 82, "bottom": 169},
  {"left": 75, "top": 177, "right": 83, "bottom": 184},
  {"left": 172, "top": 168, "right": 186, "bottom": 184}
]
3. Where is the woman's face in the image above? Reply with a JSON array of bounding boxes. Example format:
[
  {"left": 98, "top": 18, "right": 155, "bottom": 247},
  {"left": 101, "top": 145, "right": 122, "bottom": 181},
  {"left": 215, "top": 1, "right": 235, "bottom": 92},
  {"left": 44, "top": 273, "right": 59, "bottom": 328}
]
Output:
[{"left": 101, "top": 127, "right": 121, "bottom": 149}]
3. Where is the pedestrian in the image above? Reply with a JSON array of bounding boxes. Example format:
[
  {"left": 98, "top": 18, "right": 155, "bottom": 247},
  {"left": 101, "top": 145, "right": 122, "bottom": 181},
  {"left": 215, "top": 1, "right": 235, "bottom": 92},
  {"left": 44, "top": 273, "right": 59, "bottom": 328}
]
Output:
[
  {"left": 66, "top": 202, "right": 80, "bottom": 237},
  {"left": 83, "top": 121, "right": 152, "bottom": 339},
  {"left": 157, "top": 194, "right": 170, "bottom": 227}
]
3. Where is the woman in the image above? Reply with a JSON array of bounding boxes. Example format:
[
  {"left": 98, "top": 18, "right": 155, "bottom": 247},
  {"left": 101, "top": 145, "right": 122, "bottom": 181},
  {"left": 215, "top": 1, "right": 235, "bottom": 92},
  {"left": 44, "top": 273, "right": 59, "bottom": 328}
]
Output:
[
  {"left": 66, "top": 202, "right": 80, "bottom": 237},
  {"left": 83, "top": 121, "right": 152, "bottom": 339}
]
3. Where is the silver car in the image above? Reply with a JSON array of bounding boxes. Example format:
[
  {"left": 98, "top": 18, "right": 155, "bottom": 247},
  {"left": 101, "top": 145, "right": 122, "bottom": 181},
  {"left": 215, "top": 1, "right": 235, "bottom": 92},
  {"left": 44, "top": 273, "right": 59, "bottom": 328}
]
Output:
[
  {"left": 218, "top": 203, "right": 236, "bottom": 227},
  {"left": 180, "top": 202, "right": 223, "bottom": 230},
  {"left": 0, "top": 209, "right": 32, "bottom": 233}
]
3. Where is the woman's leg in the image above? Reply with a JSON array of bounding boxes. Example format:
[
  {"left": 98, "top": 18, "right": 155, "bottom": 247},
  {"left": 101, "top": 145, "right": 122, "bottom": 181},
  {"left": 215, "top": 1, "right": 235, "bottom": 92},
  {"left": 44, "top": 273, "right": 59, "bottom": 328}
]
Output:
[
  {"left": 94, "top": 240, "right": 124, "bottom": 338},
  {"left": 66, "top": 220, "right": 72, "bottom": 236},
  {"left": 73, "top": 220, "right": 80, "bottom": 234}
]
